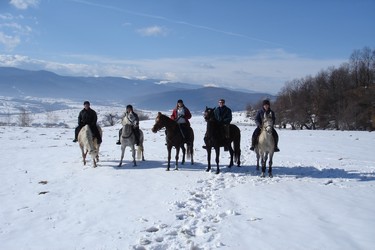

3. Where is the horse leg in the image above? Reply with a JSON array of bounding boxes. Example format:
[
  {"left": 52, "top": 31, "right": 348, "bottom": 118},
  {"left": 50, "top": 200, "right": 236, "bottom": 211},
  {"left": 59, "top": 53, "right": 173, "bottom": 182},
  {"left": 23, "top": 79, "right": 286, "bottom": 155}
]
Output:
[
  {"left": 82, "top": 149, "right": 88, "bottom": 166},
  {"left": 268, "top": 152, "right": 274, "bottom": 178},
  {"left": 167, "top": 146, "right": 172, "bottom": 171},
  {"left": 215, "top": 147, "right": 220, "bottom": 174},
  {"left": 227, "top": 145, "right": 234, "bottom": 168},
  {"left": 175, "top": 147, "right": 180, "bottom": 170},
  {"left": 118, "top": 145, "right": 125, "bottom": 167},
  {"left": 181, "top": 145, "right": 186, "bottom": 165},
  {"left": 131, "top": 145, "right": 137, "bottom": 167},
  {"left": 206, "top": 147, "right": 212, "bottom": 172},
  {"left": 189, "top": 144, "right": 194, "bottom": 165},
  {"left": 261, "top": 153, "right": 269, "bottom": 178}
]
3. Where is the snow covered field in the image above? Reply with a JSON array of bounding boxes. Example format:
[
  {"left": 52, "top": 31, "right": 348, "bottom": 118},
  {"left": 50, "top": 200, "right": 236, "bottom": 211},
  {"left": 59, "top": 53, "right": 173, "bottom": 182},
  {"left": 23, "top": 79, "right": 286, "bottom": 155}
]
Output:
[{"left": 1, "top": 106, "right": 374, "bottom": 250}]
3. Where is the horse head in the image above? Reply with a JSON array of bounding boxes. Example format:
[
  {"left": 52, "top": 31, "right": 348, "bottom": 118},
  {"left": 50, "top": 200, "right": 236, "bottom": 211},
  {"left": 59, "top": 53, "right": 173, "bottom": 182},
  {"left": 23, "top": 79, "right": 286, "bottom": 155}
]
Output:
[
  {"left": 203, "top": 107, "right": 215, "bottom": 122},
  {"left": 262, "top": 112, "right": 274, "bottom": 134},
  {"left": 152, "top": 112, "right": 165, "bottom": 133}
]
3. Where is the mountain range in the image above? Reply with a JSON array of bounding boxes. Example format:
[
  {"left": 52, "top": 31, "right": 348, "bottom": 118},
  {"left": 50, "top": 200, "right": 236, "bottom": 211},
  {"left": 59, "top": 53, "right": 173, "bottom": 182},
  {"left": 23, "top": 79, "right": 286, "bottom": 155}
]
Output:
[{"left": 0, "top": 67, "right": 274, "bottom": 112}]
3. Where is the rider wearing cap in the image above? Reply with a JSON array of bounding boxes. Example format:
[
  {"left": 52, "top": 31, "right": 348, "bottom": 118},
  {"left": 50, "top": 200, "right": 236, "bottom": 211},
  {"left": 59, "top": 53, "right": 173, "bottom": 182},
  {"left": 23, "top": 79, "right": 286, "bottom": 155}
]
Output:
[
  {"left": 116, "top": 105, "right": 140, "bottom": 145},
  {"left": 73, "top": 101, "right": 102, "bottom": 144},
  {"left": 250, "top": 99, "right": 280, "bottom": 152}
]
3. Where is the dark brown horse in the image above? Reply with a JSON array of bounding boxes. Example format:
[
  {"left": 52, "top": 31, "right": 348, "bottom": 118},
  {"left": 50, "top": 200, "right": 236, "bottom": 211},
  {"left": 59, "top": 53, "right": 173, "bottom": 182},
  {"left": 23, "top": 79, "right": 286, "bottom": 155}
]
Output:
[
  {"left": 151, "top": 112, "right": 194, "bottom": 171},
  {"left": 203, "top": 107, "right": 241, "bottom": 174}
]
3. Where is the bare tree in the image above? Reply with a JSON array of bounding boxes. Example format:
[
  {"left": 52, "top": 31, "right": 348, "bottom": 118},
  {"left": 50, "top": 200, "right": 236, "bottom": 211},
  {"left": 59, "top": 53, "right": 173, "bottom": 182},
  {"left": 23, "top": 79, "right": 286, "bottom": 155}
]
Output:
[{"left": 18, "top": 107, "right": 32, "bottom": 127}]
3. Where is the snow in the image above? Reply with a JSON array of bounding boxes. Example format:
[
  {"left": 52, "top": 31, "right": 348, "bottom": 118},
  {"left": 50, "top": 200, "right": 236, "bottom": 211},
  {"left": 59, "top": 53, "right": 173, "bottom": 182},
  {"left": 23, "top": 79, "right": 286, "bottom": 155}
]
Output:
[{"left": 1, "top": 105, "right": 375, "bottom": 250}]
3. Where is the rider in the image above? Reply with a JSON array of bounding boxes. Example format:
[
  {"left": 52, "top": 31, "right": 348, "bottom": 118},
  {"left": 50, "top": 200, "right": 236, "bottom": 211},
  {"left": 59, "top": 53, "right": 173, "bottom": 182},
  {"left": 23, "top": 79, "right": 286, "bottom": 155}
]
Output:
[
  {"left": 116, "top": 105, "right": 140, "bottom": 145},
  {"left": 73, "top": 101, "right": 102, "bottom": 144},
  {"left": 214, "top": 98, "right": 232, "bottom": 139},
  {"left": 202, "top": 98, "right": 232, "bottom": 150},
  {"left": 170, "top": 99, "right": 192, "bottom": 142},
  {"left": 250, "top": 99, "right": 280, "bottom": 152}
]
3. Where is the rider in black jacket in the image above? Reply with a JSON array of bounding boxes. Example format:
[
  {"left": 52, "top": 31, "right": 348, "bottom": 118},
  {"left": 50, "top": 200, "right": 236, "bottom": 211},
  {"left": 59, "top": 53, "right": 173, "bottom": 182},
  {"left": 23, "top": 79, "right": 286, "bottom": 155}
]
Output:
[{"left": 73, "top": 101, "right": 102, "bottom": 144}]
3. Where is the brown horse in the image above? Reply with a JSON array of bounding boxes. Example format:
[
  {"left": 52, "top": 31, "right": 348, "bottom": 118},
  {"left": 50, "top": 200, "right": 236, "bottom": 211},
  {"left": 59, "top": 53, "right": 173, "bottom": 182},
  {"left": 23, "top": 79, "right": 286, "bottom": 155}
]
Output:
[
  {"left": 78, "top": 124, "right": 102, "bottom": 167},
  {"left": 203, "top": 107, "right": 241, "bottom": 174},
  {"left": 151, "top": 112, "right": 194, "bottom": 171}
]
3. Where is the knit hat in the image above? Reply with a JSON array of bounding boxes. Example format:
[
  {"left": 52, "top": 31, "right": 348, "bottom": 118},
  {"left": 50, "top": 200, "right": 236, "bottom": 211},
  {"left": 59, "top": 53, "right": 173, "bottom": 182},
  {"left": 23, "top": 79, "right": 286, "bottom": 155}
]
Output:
[{"left": 263, "top": 99, "right": 270, "bottom": 106}]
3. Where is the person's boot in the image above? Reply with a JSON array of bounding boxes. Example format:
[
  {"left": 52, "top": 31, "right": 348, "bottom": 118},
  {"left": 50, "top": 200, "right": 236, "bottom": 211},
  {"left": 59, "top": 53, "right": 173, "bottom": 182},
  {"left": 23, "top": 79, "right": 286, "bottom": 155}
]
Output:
[
  {"left": 116, "top": 140, "right": 121, "bottom": 145},
  {"left": 274, "top": 145, "right": 280, "bottom": 152},
  {"left": 73, "top": 138, "right": 77, "bottom": 143}
]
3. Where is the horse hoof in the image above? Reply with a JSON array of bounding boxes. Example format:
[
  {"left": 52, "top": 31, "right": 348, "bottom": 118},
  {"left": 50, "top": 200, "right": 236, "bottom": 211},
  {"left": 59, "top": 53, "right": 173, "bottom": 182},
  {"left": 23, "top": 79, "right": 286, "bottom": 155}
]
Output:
[
  {"left": 269, "top": 173, "right": 273, "bottom": 178},
  {"left": 260, "top": 173, "right": 265, "bottom": 178}
]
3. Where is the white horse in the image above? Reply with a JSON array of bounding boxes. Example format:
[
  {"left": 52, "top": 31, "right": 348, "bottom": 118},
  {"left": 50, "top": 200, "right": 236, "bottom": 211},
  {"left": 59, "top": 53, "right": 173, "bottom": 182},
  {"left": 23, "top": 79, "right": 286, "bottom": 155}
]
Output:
[
  {"left": 78, "top": 124, "right": 102, "bottom": 168},
  {"left": 255, "top": 112, "right": 275, "bottom": 177},
  {"left": 118, "top": 118, "right": 144, "bottom": 167}
]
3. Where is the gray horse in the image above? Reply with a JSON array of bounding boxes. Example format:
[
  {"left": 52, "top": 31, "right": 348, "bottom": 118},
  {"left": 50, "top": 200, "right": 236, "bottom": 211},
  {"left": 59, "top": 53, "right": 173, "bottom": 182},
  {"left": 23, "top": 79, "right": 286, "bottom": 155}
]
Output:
[
  {"left": 78, "top": 124, "right": 102, "bottom": 168},
  {"left": 255, "top": 112, "right": 275, "bottom": 177},
  {"left": 118, "top": 119, "right": 144, "bottom": 167}
]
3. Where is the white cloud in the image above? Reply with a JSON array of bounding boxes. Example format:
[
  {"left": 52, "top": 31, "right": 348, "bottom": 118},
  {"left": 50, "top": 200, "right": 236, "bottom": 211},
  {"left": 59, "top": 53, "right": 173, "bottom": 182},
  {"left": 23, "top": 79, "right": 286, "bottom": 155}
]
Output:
[
  {"left": 0, "top": 50, "right": 346, "bottom": 94},
  {"left": 136, "top": 26, "right": 168, "bottom": 37},
  {"left": 10, "top": 0, "right": 40, "bottom": 10},
  {"left": 0, "top": 32, "right": 21, "bottom": 51}
]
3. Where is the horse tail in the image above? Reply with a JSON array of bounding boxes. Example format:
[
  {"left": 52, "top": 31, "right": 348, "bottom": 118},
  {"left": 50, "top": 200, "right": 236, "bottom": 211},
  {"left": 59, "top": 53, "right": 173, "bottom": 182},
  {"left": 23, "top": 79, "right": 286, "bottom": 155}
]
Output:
[
  {"left": 136, "top": 145, "right": 143, "bottom": 160},
  {"left": 186, "top": 128, "right": 194, "bottom": 160},
  {"left": 233, "top": 126, "right": 241, "bottom": 165}
]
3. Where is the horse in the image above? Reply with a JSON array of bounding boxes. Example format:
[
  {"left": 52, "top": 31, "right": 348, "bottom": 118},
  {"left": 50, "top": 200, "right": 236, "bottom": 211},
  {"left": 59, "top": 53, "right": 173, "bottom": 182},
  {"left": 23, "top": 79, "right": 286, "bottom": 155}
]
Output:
[
  {"left": 203, "top": 107, "right": 241, "bottom": 174},
  {"left": 118, "top": 122, "right": 144, "bottom": 167},
  {"left": 255, "top": 111, "right": 275, "bottom": 177},
  {"left": 151, "top": 112, "right": 194, "bottom": 171},
  {"left": 78, "top": 124, "right": 102, "bottom": 168}
]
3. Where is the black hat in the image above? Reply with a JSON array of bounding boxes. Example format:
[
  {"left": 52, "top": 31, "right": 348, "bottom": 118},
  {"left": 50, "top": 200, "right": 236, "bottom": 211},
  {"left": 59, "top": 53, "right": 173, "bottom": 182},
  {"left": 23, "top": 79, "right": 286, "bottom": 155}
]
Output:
[
  {"left": 177, "top": 99, "right": 183, "bottom": 104},
  {"left": 83, "top": 101, "right": 90, "bottom": 105},
  {"left": 263, "top": 99, "right": 270, "bottom": 106},
  {"left": 126, "top": 104, "right": 133, "bottom": 110}
]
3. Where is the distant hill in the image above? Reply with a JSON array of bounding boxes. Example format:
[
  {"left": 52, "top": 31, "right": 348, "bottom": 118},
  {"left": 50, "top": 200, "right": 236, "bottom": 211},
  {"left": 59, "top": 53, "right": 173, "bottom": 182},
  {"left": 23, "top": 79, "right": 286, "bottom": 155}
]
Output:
[{"left": 0, "top": 67, "right": 274, "bottom": 111}]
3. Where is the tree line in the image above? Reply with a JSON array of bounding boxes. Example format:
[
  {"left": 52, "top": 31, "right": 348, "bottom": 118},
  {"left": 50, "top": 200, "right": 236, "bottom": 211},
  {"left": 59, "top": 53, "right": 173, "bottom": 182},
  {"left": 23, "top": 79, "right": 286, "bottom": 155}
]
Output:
[{"left": 272, "top": 46, "right": 374, "bottom": 131}]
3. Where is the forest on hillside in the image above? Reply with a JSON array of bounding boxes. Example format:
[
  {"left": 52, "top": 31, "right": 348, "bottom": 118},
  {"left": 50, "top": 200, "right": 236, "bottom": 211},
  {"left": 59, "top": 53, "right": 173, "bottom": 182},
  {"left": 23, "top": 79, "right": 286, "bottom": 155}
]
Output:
[{"left": 249, "top": 47, "right": 375, "bottom": 131}]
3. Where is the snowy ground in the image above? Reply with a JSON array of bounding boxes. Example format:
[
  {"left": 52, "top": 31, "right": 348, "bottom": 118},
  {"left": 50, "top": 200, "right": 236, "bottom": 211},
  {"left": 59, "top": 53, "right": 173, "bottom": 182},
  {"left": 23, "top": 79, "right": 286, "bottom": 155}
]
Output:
[{"left": 1, "top": 106, "right": 375, "bottom": 250}]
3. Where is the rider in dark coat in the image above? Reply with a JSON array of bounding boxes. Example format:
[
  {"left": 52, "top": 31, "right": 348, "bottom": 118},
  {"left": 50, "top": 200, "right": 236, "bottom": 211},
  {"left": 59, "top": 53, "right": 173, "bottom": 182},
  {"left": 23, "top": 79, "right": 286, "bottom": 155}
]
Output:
[
  {"left": 214, "top": 99, "right": 232, "bottom": 139},
  {"left": 250, "top": 99, "right": 280, "bottom": 152},
  {"left": 73, "top": 101, "right": 102, "bottom": 144},
  {"left": 116, "top": 105, "right": 140, "bottom": 145},
  {"left": 202, "top": 99, "right": 232, "bottom": 150}
]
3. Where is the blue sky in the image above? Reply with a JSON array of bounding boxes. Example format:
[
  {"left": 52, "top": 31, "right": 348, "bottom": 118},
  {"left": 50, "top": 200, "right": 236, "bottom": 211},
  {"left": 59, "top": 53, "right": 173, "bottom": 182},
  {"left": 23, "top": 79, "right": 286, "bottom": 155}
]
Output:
[{"left": 0, "top": 0, "right": 374, "bottom": 94}]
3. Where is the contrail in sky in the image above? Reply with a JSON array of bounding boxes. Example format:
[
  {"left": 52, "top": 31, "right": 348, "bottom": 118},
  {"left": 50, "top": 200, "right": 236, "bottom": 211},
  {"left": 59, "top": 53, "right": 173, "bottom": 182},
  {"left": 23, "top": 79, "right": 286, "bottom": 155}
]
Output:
[{"left": 70, "top": 0, "right": 285, "bottom": 47}]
